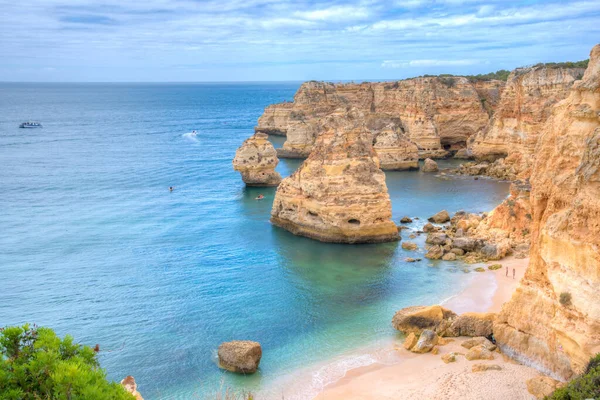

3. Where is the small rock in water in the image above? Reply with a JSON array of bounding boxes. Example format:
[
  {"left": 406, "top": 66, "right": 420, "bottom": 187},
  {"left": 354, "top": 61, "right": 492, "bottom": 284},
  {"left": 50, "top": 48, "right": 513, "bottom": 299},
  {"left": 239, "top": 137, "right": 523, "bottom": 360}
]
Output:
[
  {"left": 400, "top": 216, "right": 413, "bottom": 223},
  {"left": 428, "top": 210, "right": 450, "bottom": 224},
  {"left": 402, "top": 241, "right": 418, "bottom": 251}
]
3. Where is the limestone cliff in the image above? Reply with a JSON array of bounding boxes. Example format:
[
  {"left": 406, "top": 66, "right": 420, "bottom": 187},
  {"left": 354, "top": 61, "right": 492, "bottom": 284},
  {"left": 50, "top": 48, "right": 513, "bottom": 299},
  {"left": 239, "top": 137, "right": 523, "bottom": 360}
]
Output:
[
  {"left": 494, "top": 44, "right": 600, "bottom": 380},
  {"left": 257, "top": 78, "right": 499, "bottom": 161},
  {"left": 469, "top": 66, "right": 585, "bottom": 178},
  {"left": 270, "top": 113, "right": 399, "bottom": 243},
  {"left": 232, "top": 133, "right": 282, "bottom": 186}
]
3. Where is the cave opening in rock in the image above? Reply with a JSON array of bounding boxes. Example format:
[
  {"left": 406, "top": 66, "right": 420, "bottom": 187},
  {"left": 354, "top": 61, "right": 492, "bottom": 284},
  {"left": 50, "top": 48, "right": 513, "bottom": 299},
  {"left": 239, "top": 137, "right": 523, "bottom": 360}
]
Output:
[{"left": 347, "top": 219, "right": 361, "bottom": 225}]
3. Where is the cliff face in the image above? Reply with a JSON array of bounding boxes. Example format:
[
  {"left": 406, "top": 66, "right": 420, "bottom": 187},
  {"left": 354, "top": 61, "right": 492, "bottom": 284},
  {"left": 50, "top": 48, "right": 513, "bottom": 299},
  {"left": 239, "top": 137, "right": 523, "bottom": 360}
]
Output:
[
  {"left": 469, "top": 66, "right": 585, "bottom": 178},
  {"left": 270, "top": 112, "right": 399, "bottom": 243},
  {"left": 232, "top": 133, "right": 282, "bottom": 186},
  {"left": 257, "top": 78, "right": 501, "bottom": 161},
  {"left": 494, "top": 44, "right": 600, "bottom": 380}
]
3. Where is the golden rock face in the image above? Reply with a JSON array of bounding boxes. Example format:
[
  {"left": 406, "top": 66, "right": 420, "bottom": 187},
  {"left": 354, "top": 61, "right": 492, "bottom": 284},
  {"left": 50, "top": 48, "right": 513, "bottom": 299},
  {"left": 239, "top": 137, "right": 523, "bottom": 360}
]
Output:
[
  {"left": 469, "top": 65, "right": 585, "bottom": 178},
  {"left": 270, "top": 118, "right": 399, "bottom": 244},
  {"left": 232, "top": 133, "right": 282, "bottom": 186},
  {"left": 256, "top": 78, "right": 499, "bottom": 162},
  {"left": 494, "top": 44, "right": 600, "bottom": 380}
]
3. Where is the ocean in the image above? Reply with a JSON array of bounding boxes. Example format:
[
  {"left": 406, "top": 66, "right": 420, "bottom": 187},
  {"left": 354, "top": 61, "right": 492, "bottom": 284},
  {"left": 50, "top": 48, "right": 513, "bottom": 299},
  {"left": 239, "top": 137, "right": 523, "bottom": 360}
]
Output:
[{"left": 0, "top": 82, "right": 510, "bottom": 399}]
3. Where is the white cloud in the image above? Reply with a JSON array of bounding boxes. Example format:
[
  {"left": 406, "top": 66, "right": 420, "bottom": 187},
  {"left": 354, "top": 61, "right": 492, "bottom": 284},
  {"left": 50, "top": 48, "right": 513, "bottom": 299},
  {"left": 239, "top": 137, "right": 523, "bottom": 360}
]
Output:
[
  {"left": 294, "top": 5, "right": 371, "bottom": 22},
  {"left": 382, "top": 59, "right": 481, "bottom": 68}
]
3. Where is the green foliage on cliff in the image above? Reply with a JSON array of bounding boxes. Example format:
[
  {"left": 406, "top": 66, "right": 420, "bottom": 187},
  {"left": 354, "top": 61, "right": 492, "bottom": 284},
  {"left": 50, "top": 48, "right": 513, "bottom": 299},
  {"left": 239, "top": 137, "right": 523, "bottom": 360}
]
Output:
[
  {"left": 533, "top": 59, "right": 589, "bottom": 69},
  {"left": 0, "top": 324, "right": 134, "bottom": 400},
  {"left": 466, "top": 69, "right": 511, "bottom": 82},
  {"left": 546, "top": 353, "right": 600, "bottom": 400}
]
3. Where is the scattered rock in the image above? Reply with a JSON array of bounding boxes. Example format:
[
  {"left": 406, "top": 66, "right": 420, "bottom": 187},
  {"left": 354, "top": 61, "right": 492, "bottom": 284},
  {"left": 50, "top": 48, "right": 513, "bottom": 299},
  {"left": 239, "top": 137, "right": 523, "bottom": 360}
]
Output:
[
  {"left": 452, "top": 237, "right": 477, "bottom": 251},
  {"left": 488, "top": 264, "right": 502, "bottom": 270},
  {"left": 425, "top": 245, "right": 444, "bottom": 260},
  {"left": 217, "top": 341, "right": 262, "bottom": 374},
  {"left": 421, "top": 158, "right": 439, "bottom": 172},
  {"left": 526, "top": 376, "right": 565, "bottom": 399},
  {"left": 392, "top": 305, "right": 457, "bottom": 335},
  {"left": 403, "top": 332, "right": 418, "bottom": 350},
  {"left": 472, "top": 364, "right": 502, "bottom": 372},
  {"left": 411, "top": 329, "right": 439, "bottom": 353},
  {"left": 442, "top": 252, "right": 457, "bottom": 261},
  {"left": 405, "top": 257, "right": 417, "bottom": 262},
  {"left": 425, "top": 232, "right": 448, "bottom": 245},
  {"left": 428, "top": 210, "right": 450, "bottom": 224},
  {"left": 423, "top": 222, "right": 436, "bottom": 233},
  {"left": 450, "top": 248, "right": 465, "bottom": 256},
  {"left": 402, "top": 241, "right": 418, "bottom": 251},
  {"left": 474, "top": 267, "right": 485, "bottom": 272},
  {"left": 441, "top": 352, "right": 458, "bottom": 364},
  {"left": 431, "top": 346, "right": 440, "bottom": 355},
  {"left": 400, "top": 216, "right": 413, "bottom": 223},
  {"left": 465, "top": 345, "right": 495, "bottom": 361},
  {"left": 120, "top": 376, "right": 144, "bottom": 400},
  {"left": 409, "top": 234, "right": 417, "bottom": 239},
  {"left": 462, "top": 337, "right": 497, "bottom": 351}
]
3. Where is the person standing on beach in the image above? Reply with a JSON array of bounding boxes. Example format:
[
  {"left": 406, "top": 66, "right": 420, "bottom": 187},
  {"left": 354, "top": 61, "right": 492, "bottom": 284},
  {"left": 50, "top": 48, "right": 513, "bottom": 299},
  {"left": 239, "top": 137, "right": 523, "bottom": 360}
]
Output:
[
  {"left": 513, "top": 268, "right": 516, "bottom": 279},
  {"left": 506, "top": 266, "right": 508, "bottom": 277}
]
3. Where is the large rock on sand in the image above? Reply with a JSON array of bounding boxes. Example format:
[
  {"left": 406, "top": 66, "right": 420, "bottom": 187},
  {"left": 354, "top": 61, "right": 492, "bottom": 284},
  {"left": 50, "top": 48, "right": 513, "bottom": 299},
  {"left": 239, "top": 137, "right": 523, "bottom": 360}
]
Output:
[
  {"left": 465, "top": 345, "right": 495, "bottom": 361},
  {"left": 526, "top": 376, "right": 565, "bottom": 399},
  {"left": 233, "top": 133, "right": 282, "bottom": 186},
  {"left": 411, "top": 329, "right": 439, "bottom": 353},
  {"left": 444, "top": 312, "right": 496, "bottom": 337},
  {"left": 461, "top": 336, "right": 497, "bottom": 351},
  {"left": 392, "top": 305, "right": 457, "bottom": 335},
  {"left": 217, "top": 341, "right": 262, "bottom": 374}
]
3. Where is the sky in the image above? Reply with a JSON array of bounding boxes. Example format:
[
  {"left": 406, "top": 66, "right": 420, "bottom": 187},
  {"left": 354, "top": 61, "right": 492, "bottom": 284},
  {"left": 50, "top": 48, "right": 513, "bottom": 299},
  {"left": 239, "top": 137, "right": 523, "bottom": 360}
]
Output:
[{"left": 1, "top": 0, "right": 599, "bottom": 82}]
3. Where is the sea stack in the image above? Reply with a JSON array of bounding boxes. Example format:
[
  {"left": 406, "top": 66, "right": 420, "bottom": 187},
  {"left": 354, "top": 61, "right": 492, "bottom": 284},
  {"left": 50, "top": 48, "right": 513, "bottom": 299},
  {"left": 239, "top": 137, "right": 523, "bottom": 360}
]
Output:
[
  {"left": 493, "top": 44, "right": 600, "bottom": 380},
  {"left": 232, "top": 133, "right": 282, "bottom": 186},
  {"left": 270, "top": 114, "right": 399, "bottom": 243}
]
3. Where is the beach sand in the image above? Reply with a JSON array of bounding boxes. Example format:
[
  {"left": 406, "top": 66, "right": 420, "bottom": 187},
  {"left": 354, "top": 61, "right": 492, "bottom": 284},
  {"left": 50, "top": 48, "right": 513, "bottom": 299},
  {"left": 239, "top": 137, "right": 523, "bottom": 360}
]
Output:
[{"left": 313, "top": 256, "right": 539, "bottom": 400}]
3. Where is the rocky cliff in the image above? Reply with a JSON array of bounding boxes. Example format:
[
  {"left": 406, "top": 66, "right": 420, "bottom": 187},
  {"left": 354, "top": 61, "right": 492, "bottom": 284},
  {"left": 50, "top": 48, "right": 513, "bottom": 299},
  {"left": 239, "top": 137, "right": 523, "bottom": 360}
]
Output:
[
  {"left": 257, "top": 78, "right": 503, "bottom": 162},
  {"left": 270, "top": 112, "right": 399, "bottom": 243},
  {"left": 232, "top": 133, "right": 282, "bottom": 186},
  {"left": 469, "top": 66, "right": 585, "bottom": 178},
  {"left": 494, "top": 44, "right": 600, "bottom": 380}
]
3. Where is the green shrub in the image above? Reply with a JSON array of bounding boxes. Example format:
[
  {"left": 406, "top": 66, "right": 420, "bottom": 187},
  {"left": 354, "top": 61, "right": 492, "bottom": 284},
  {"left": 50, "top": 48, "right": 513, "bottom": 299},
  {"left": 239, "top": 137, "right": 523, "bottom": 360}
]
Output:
[
  {"left": 0, "top": 324, "right": 134, "bottom": 400},
  {"left": 559, "top": 292, "right": 572, "bottom": 306},
  {"left": 546, "top": 354, "right": 600, "bottom": 399}
]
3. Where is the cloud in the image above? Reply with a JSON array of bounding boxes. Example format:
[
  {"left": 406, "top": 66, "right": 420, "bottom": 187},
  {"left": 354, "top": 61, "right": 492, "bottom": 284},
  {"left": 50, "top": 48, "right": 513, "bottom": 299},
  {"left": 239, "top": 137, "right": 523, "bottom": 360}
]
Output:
[
  {"left": 294, "top": 5, "right": 371, "bottom": 21},
  {"left": 382, "top": 59, "right": 481, "bottom": 68}
]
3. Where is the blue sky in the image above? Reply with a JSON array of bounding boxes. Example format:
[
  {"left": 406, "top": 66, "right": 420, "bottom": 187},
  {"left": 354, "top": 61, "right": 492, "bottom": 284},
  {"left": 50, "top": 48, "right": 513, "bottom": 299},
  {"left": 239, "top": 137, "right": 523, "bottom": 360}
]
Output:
[{"left": 1, "top": 0, "right": 599, "bottom": 82}]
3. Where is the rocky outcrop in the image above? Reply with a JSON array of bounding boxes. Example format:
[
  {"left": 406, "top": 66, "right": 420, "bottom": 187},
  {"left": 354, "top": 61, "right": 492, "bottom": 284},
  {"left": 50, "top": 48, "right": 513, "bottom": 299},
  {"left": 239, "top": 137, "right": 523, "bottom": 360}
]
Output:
[
  {"left": 232, "top": 133, "right": 282, "bottom": 186},
  {"left": 217, "top": 341, "right": 262, "bottom": 374},
  {"left": 421, "top": 158, "right": 439, "bottom": 172},
  {"left": 526, "top": 376, "right": 565, "bottom": 399},
  {"left": 392, "top": 305, "right": 457, "bottom": 335},
  {"left": 120, "top": 376, "right": 144, "bottom": 400},
  {"left": 444, "top": 312, "right": 495, "bottom": 338},
  {"left": 494, "top": 44, "right": 600, "bottom": 380},
  {"left": 258, "top": 78, "right": 500, "bottom": 160},
  {"left": 270, "top": 114, "right": 399, "bottom": 243},
  {"left": 410, "top": 329, "right": 439, "bottom": 353},
  {"left": 469, "top": 65, "right": 585, "bottom": 179}
]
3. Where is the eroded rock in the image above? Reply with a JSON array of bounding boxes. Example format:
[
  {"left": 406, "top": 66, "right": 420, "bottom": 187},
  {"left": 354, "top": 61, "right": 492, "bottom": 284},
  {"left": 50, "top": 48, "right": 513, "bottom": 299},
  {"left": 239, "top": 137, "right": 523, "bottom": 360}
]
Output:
[
  {"left": 233, "top": 133, "right": 282, "bottom": 186},
  {"left": 217, "top": 341, "right": 262, "bottom": 374}
]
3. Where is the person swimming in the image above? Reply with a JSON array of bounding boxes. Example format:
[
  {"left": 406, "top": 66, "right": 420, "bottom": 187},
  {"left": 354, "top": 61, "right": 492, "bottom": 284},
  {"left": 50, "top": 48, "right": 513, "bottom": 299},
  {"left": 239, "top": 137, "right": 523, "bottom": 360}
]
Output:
[
  {"left": 192, "top": 130, "right": 197, "bottom": 136},
  {"left": 169, "top": 186, "right": 174, "bottom": 192},
  {"left": 255, "top": 194, "right": 264, "bottom": 200}
]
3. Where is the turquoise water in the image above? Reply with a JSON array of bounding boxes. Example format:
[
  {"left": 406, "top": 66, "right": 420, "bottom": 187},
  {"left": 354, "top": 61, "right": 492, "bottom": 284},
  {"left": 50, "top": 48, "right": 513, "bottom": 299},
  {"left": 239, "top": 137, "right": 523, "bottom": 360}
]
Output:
[{"left": 0, "top": 83, "right": 509, "bottom": 399}]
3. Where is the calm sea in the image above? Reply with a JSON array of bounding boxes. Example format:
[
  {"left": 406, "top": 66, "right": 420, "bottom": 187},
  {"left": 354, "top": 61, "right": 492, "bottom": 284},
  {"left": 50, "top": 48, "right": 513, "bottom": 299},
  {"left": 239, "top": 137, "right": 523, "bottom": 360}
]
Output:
[{"left": 0, "top": 83, "right": 509, "bottom": 399}]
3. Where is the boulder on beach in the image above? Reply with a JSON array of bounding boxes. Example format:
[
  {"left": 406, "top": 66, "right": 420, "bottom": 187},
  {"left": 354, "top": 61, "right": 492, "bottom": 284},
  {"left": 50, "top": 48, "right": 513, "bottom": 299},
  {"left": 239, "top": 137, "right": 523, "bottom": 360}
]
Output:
[
  {"left": 217, "top": 341, "right": 262, "bottom": 374},
  {"left": 441, "top": 352, "right": 458, "bottom": 364},
  {"left": 526, "top": 376, "right": 565, "bottom": 399},
  {"left": 472, "top": 363, "right": 502, "bottom": 372},
  {"left": 461, "top": 337, "right": 496, "bottom": 351},
  {"left": 392, "top": 305, "right": 457, "bottom": 335},
  {"left": 465, "top": 345, "right": 495, "bottom": 361},
  {"left": 421, "top": 158, "right": 439, "bottom": 172},
  {"left": 428, "top": 210, "right": 450, "bottom": 224},
  {"left": 444, "top": 313, "right": 496, "bottom": 337},
  {"left": 411, "top": 329, "right": 439, "bottom": 353},
  {"left": 403, "top": 332, "right": 418, "bottom": 350}
]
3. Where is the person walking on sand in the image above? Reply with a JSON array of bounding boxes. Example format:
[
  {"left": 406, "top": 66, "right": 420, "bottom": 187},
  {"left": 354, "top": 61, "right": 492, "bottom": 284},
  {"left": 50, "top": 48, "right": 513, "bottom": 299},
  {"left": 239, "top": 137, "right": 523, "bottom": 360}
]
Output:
[
  {"left": 506, "top": 266, "right": 508, "bottom": 277},
  {"left": 513, "top": 268, "right": 516, "bottom": 279}
]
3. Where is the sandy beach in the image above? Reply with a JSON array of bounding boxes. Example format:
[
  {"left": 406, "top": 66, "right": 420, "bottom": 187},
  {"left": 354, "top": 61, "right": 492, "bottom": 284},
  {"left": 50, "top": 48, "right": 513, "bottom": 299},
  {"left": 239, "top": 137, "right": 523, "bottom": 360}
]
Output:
[{"left": 313, "top": 256, "right": 540, "bottom": 400}]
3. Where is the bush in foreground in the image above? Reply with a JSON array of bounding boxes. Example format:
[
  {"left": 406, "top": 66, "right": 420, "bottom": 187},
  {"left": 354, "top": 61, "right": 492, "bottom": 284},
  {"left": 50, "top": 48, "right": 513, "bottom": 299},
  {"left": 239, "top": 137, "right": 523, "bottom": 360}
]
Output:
[
  {"left": 0, "top": 324, "right": 133, "bottom": 400},
  {"left": 546, "top": 354, "right": 600, "bottom": 399}
]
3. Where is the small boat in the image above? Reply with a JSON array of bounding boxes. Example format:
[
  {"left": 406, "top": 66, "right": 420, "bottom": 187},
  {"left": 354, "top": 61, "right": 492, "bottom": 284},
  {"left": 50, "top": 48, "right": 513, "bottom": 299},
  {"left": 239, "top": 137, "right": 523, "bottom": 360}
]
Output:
[{"left": 19, "top": 121, "right": 42, "bottom": 128}]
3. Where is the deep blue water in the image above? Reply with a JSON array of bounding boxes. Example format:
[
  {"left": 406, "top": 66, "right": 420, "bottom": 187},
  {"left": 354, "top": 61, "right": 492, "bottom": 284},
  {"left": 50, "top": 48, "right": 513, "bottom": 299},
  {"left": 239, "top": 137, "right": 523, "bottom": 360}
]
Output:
[{"left": 0, "top": 83, "right": 510, "bottom": 399}]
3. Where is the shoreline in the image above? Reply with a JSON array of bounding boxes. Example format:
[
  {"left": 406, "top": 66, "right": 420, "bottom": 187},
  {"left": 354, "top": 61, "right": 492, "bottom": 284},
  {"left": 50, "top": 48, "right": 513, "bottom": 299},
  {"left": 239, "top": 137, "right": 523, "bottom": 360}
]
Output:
[
  {"left": 312, "top": 256, "right": 533, "bottom": 400},
  {"left": 259, "top": 256, "right": 532, "bottom": 400}
]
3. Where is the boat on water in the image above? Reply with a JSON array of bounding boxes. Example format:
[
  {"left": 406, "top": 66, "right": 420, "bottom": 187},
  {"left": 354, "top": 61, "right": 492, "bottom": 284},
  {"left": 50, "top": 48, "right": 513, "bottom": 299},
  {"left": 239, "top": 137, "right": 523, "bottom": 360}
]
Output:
[{"left": 19, "top": 122, "right": 42, "bottom": 128}]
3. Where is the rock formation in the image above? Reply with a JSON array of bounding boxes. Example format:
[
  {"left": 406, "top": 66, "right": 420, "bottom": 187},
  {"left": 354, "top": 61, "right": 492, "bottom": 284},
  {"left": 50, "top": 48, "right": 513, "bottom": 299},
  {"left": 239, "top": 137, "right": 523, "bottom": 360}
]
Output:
[
  {"left": 120, "top": 376, "right": 144, "bottom": 400},
  {"left": 494, "top": 44, "right": 600, "bottom": 380},
  {"left": 232, "top": 133, "right": 282, "bottom": 186},
  {"left": 270, "top": 114, "right": 399, "bottom": 243},
  {"left": 469, "top": 65, "right": 586, "bottom": 178},
  {"left": 257, "top": 78, "right": 503, "bottom": 160},
  {"left": 421, "top": 158, "right": 439, "bottom": 172},
  {"left": 217, "top": 340, "right": 262, "bottom": 374}
]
